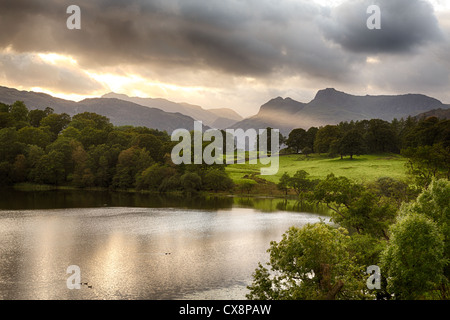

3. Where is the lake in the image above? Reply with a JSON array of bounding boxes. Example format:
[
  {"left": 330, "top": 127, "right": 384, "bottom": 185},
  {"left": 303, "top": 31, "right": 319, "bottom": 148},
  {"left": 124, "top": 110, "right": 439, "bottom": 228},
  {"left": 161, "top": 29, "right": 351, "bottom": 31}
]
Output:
[{"left": 0, "top": 189, "right": 329, "bottom": 300}]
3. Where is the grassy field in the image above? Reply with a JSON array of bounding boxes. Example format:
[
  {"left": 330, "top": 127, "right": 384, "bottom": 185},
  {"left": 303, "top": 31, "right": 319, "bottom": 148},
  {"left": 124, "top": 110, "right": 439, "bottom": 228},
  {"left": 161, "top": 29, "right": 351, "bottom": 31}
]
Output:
[{"left": 227, "top": 153, "right": 410, "bottom": 186}]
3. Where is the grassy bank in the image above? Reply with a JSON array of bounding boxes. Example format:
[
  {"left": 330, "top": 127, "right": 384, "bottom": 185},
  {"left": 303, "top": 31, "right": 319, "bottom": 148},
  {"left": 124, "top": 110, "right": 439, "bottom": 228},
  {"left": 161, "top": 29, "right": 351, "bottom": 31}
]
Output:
[{"left": 227, "top": 153, "right": 410, "bottom": 185}]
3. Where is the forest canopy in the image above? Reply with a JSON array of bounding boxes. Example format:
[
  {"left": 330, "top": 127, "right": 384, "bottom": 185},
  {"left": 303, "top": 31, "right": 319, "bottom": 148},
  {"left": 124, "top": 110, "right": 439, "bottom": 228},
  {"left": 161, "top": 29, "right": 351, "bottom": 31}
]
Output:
[{"left": 0, "top": 101, "right": 234, "bottom": 193}]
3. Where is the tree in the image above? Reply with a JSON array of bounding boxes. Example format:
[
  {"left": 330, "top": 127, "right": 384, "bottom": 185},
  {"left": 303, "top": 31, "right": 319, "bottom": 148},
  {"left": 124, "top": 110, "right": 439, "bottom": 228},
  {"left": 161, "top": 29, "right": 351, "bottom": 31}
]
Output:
[
  {"left": 381, "top": 213, "right": 446, "bottom": 300},
  {"left": 0, "top": 112, "right": 15, "bottom": 129},
  {"left": 0, "top": 161, "right": 13, "bottom": 186},
  {"left": 314, "top": 125, "right": 340, "bottom": 155},
  {"left": 60, "top": 126, "right": 81, "bottom": 141},
  {"left": 46, "top": 137, "right": 78, "bottom": 180},
  {"left": 311, "top": 173, "right": 395, "bottom": 239},
  {"left": 0, "top": 102, "right": 8, "bottom": 113},
  {"left": 402, "top": 143, "right": 450, "bottom": 187},
  {"left": 365, "top": 119, "right": 398, "bottom": 153},
  {"left": 288, "top": 170, "right": 316, "bottom": 198},
  {"left": 0, "top": 128, "right": 25, "bottom": 162},
  {"left": 247, "top": 223, "right": 371, "bottom": 300},
  {"left": 237, "top": 180, "right": 256, "bottom": 195},
  {"left": 131, "top": 133, "right": 164, "bottom": 163},
  {"left": 29, "top": 109, "right": 48, "bottom": 127},
  {"left": 71, "top": 142, "right": 90, "bottom": 187},
  {"left": 88, "top": 144, "right": 121, "bottom": 188},
  {"left": 96, "top": 155, "right": 111, "bottom": 188},
  {"left": 40, "top": 113, "right": 71, "bottom": 137},
  {"left": 12, "top": 154, "right": 28, "bottom": 183},
  {"left": 158, "top": 174, "right": 182, "bottom": 193},
  {"left": 400, "top": 179, "right": 450, "bottom": 284},
  {"left": 107, "top": 129, "right": 134, "bottom": 148},
  {"left": 112, "top": 147, "right": 153, "bottom": 189},
  {"left": 306, "top": 127, "right": 319, "bottom": 153},
  {"left": 256, "top": 127, "right": 277, "bottom": 154},
  {"left": 381, "top": 179, "right": 450, "bottom": 299},
  {"left": 78, "top": 126, "right": 109, "bottom": 148},
  {"left": 26, "top": 145, "right": 45, "bottom": 170},
  {"left": 136, "top": 164, "right": 177, "bottom": 191},
  {"left": 286, "top": 128, "right": 307, "bottom": 153},
  {"left": 277, "top": 172, "right": 291, "bottom": 195},
  {"left": 70, "top": 112, "right": 112, "bottom": 132},
  {"left": 180, "top": 172, "right": 202, "bottom": 194},
  {"left": 9, "top": 101, "right": 28, "bottom": 123},
  {"left": 203, "top": 169, "right": 234, "bottom": 192},
  {"left": 369, "top": 177, "right": 416, "bottom": 207},
  {"left": 343, "top": 191, "right": 397, "bottom": 240},
  {"left": 31, "top": 150, "right": 66, "bottom": 185},
  {"left": 337, "top": 129, "right": 366, "bottom": 160},
  {"left": 17, "top": 126, "right": 51, "bottom": 149},
  {"left": 311, "top": 173, "right": 363, "bottom": 216},
  {"left": 415, "top": 116, "right": 442, "bottom": 147}
]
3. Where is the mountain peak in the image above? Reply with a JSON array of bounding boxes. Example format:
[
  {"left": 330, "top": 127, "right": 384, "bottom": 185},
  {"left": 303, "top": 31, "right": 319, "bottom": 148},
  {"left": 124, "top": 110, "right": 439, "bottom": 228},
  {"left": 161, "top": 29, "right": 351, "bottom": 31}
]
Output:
[
  {"left": 314, "top": 88, "right": 346, "bottom": 99},
  {"left": 102, "top": 92, "right": 127, "bottom": 99},
  {"left": 311, "top": 88, "right": 352, "bottom": 106},
  {"left": 259, "top": 96, "right": 306, "bottom": 115}
]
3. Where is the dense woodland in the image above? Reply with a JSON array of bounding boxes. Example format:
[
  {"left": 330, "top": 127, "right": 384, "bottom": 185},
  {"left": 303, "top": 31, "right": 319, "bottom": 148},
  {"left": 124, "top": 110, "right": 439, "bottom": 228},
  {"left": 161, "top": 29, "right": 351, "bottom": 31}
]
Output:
[
  {"left": 0, "top": 101, "right": 233, "bottom": 193},
  {"left": 1, "top": 100, "right": 449, "bottom": 300}
]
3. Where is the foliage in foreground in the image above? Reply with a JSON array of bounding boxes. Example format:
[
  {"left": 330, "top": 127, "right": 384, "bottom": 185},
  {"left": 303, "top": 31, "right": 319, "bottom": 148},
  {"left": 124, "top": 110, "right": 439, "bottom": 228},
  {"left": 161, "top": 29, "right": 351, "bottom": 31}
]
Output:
[
  {"left": 247, "top": 179, "right": 450, "bottom": 300},
  {"left": 246, "top": 223, "right": 373, "bottom": 300}
]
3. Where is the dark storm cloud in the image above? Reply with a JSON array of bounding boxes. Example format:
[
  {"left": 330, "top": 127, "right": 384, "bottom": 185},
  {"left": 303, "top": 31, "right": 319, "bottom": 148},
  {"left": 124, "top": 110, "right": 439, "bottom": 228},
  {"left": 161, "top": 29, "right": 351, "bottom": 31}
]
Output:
[
  {"left": 0, "top": 0, "right": 447, "bottom": 88},
  {"left": 0, "top": 0, "right": 360, "bottom": 81},
  {"left": 322, "top": 0, "right": 444, "bottom": 53}
]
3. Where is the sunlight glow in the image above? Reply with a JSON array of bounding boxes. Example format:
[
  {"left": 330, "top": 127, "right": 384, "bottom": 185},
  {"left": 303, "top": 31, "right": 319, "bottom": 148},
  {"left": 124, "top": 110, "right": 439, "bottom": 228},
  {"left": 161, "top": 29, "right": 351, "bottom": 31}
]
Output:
[
  {"left": 30, "top": 87, "right": 94, "bottom": 102},
  {"left": 86, "top": 71, "right": 206, "bottom": 98},
  {"left": 366, "top": 57, "right": 380, "bottom": 64},
  {"left": 37, "top": 53, "right": 78, "bottom": 66}
]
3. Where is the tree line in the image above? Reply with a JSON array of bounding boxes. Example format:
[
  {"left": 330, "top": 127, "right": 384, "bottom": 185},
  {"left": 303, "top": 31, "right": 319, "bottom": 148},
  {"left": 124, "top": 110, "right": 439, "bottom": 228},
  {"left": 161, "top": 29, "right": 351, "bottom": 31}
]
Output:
[
  {"left": 0, "top": 101, "right": 234, "bottom": 193},
  {"left": 285, "top": 116, "right": 449, "bottom": 156}
]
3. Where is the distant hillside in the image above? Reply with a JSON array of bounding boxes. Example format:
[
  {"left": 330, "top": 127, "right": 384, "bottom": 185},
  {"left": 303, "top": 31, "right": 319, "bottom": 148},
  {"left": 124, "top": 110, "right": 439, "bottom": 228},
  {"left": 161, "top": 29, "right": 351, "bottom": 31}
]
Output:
[
  {"left": 0, "top": 86, "right": 78, "bottom": 111},
  {"left": 415, "top": 108, "right": 450, "bottom": 120},
  {"left": 230, "top": 88, "right": 449, "bottom": 134},
  {"left": 0, "top": 86, "right": 200, "bottom": 133},
  {"left": 102, "top": 92, "right": 242, "bottom": 129},
  {"left": 76, "top": 98, "right": 201, "bottom": 132}
]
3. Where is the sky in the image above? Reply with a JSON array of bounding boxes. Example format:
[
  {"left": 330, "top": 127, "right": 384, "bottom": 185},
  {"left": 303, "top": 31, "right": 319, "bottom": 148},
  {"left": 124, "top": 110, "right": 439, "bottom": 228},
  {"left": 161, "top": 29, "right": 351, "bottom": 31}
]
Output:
[{"left": 0, "top": 0, "right": 449, "bottom": 117}]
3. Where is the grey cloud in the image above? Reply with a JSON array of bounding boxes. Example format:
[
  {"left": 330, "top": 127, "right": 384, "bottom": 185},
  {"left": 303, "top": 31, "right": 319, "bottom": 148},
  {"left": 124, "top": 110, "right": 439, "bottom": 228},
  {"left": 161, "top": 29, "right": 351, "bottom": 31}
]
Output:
[
  {"left": 322, "top": 0, "right": 444, "bottom": 54},
  {"left": 367, "top": 45, "right": 450, "bottom": 93}
]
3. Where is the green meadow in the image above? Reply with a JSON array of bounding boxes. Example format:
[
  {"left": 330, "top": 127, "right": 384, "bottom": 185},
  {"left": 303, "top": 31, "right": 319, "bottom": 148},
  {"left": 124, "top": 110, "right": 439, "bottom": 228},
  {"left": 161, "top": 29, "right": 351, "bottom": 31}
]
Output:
[{"left": 227, "top": 153, "right": 410, "bottom": 186}]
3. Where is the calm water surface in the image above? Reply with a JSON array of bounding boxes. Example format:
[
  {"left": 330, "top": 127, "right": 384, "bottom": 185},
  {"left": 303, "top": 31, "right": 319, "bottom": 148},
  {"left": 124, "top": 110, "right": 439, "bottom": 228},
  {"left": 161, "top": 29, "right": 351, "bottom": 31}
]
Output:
[{"left": 0, "top": 189, "right": 329, "bottom": 300}]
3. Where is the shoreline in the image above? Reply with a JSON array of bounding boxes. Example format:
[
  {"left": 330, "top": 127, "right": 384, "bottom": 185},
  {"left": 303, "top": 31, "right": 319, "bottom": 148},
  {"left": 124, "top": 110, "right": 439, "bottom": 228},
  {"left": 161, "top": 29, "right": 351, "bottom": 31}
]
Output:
[{"left": 10, "top": 182, "right": 295, "bottom": 199}]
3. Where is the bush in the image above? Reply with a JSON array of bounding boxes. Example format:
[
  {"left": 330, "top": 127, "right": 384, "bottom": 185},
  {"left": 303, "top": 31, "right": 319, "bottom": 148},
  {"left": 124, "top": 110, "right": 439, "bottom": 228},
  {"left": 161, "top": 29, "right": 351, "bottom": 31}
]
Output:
[
  {"left": 180, "top": 172, "right": 202, "bottom": 194},
  {"left": 203, "top": 169, "right": 234, "bottom": 192}
]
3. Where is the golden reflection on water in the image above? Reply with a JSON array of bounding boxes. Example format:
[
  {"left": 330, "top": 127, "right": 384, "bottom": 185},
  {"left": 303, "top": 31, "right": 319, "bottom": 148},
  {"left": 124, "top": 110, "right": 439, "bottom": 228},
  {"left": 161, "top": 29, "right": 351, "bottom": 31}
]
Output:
[{"left": 0, "top": 207, "right": 328, "bottom": 300}]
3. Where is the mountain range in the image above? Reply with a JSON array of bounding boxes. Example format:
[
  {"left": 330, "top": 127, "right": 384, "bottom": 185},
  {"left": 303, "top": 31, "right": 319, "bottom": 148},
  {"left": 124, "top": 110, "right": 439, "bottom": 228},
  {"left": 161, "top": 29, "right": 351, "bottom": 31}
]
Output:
[
  {"left": 0, "top": 86, "right": 448, "bottom": 135},
  {"left": 0, "top": 86, "right": 204, "bottom": 133},
  {"left": 231, "top": 88, "right": 450, "bottom": 134},
  {"left": 101, "top": 92, "right": 243, "bottom": 129}
]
